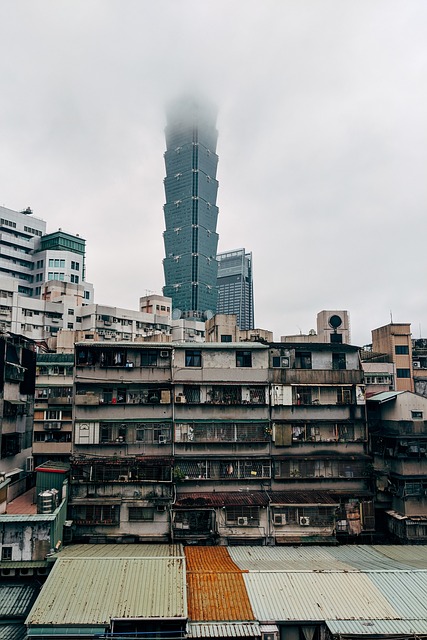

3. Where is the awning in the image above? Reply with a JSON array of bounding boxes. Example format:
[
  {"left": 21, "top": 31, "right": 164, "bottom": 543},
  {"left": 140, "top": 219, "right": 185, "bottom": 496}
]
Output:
[{"left": 28, "top": 627, "right": 106, "bottom": 637}]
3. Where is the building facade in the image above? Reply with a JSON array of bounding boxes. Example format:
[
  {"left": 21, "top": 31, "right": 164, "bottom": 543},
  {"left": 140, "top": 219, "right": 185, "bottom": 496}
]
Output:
[
  {"left": 162, "top": 97, "right": 219, "bottom": 318},
  {"left": 371, "top": 323, "right": 414, "bottom": 392},
  {"left": 368, "top": 390, "right": 427, "bottom": 543},
  {"left": 216, "top": 249, "right": 254, "bottom": 331},
  {"left": 68, "top": 340, "right": 372, "bottom": 545}
]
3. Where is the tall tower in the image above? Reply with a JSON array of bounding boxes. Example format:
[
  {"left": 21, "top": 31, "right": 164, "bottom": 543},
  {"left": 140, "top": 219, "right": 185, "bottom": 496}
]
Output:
[
  {"left": 217, "top": 248, "right": 254, "bottom": 330},
  {"left": 162, "top": 96, "right": 219, "bottom": 318}
]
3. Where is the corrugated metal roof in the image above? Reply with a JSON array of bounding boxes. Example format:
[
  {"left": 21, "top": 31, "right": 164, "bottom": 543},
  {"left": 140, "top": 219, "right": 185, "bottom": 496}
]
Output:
[
  {"left": 187, "top": 622, "right": 261, "bottom": 637},
  {"left": 185, "top": 547, "right": 254, "bottom": 623},
  {"left": 243, "top": 572, "right": 399, "bottom": 622},
  {"left": 367, "top": 391, "right": 404, "bottom": 403},
  {"left": 229, "top": 545, "right": 427, "bottom": 573},
  {"left": 56, "top": 543, "right": 184, "bottom": 559},
  {"left": 0, "top": 624, "right": 28, "bottom": 640},
  {"left": 369, "top": 572, "right": 427, "bottom": 619},
  {"left": 229, "top": 547, "right": 353, "bottom": 572},
  {"left": 187, "top": 572, "right": 254, "bottom": 622},
  {"left": 175, "top": 492, "right": 269, "bottom": 508},
  {"left": 372, "top": 544, "right": 427, "bottom": 569},
  {"left": 0, "top": 584, "right": 39, "bottom": 618},
  {"left": 26, "top": 557, "right": 186, "bottom": 626},
  {"left": 326, "top": 618, "right": 427, "bottom": 637}
]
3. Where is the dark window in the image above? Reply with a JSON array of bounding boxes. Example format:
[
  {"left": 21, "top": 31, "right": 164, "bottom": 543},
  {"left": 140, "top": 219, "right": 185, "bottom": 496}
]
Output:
[
  {"left": 412, "top": 411, "right": 423, "bottom": 419},
  {"left": 397, "top": 368, "right": 411, "bottom": 378},
  {"left": 183, "top": 385, "right": 200, "bottom": 403},
  {"left": 221, "top": 334, "right": 232, "bottom": 342},
  {"left": 395, "top": 345, "right": 409, "bottom": 355},
  {"left": 332, "top": 353, "right": 346, "bottom": 370},
  {"left": 330, "top": 333, "right": 343, "bottom": 343},
  {"left": 1, "top": 546, "right": 12, "bottom": 561},
  {"left": 236, "top": 350, "right": 252, "bottom": 367},
  {"left": 298, "top": 352, "right": 312, "bottom": 369},
  {"left": 128, "top": 507, "right": 154, "bottom": 522},
  {"left": 141, "top": 350, "right": 158, "bottom": 366},
  {"left": 185, "top": 350, "right": 202, "bottom": 367},
  {"left": 272, "top": 356, "right": 281, "bottom": 367}
]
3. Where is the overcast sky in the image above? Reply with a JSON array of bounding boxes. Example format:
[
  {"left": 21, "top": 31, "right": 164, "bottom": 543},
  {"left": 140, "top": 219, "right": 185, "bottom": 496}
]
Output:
[{"left": 1, "top": 1, "right": 426, "bottom": 345}]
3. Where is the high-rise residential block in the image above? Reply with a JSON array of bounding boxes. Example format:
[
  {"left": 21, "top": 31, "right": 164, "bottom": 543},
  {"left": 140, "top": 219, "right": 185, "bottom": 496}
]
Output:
[
  {"left": 217, "top": 248, "right": 254, "bottom": 330},
  {"left": 162, "top": 97, "right": 219, "bottom": 319}
]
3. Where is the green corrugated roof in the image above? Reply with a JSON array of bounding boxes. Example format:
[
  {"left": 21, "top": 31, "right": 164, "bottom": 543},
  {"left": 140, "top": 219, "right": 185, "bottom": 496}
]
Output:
[{"left": 26, "top": 556, "right": 186, "bottom": 626}]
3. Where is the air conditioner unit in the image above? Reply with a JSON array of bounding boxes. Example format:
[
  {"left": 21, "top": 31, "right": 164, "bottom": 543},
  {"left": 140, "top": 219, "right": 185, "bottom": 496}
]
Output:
[
  {"left": 299, "top": 516, "right": 310, "bottom": 526},
  {"left": 175, "top": 395, "right": 186, "bottom": 404},
  {"left": 280, "top": 356, "right": 290, "bottom": 368},
  {"left": 156, "top": 505, "right": 166, "bottom": 512},
  {"left": 237, "top": 516, "right": 248, "bottom": 526},
  {"left": 413, "top": 362, "right": 421, "bottom": 369},
  {"left": 160, "top": 350, "right": 170, "bottom": 358},
  {"left": 118, "top": 475, "right": 128, "bottom": 482},
  {"left": 273, "top": 513, "right": 286, "bottom": 526},
  {"left": 26, "top": 456, "right": 34, "bottom": 472},
  {"left": 158, "top": 435, "right": 167, "bottom": 444},
  {"left": 44, "top": 422, "right": 62, "bottom": 431}
]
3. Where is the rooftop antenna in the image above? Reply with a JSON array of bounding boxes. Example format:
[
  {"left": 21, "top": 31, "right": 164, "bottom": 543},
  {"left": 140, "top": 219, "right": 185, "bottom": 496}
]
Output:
[{"left": 390, "top": 310, "right": 393, "bottom": 324}]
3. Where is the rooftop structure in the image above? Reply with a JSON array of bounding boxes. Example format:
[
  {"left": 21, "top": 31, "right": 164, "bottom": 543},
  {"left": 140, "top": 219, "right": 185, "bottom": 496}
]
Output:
[{"left": 216, "top": 248, "right": 254, "bottom": 330}]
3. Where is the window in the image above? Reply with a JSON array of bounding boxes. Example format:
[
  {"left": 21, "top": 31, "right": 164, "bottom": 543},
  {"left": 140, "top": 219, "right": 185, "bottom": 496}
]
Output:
[
  {"left": 298, "top": 352, "right": 312, "bottom": 369},
  {"left": 68, "top": 309, "right": 74, "bottom": 315},
  {"left": 1, "top": 546, "right": 12, "bottom": 561},
  {"left": 225, "top": 506, "right": 260, "bottom": 526},
  {"left": 185, "top": 349, "right": 202, "bottom": 367},
  {"left": 183, "top": 385, "right": 200, "bottom": 403},
  {"left": 395, "top": 345, "right": 409, "bottom": 355},
  {"left": 67, "top": 323, "right": 73, "bottom": 329},
  {"left": 129, "top": 507, "right": 154, "bottom": 522},
  {"left": 236, "top": 350, "right": 252, "bottom": 367},
  {"left": 221, "top": 334, "right": 232, "bottom": 342},
  {"left": 141, "top": 350, "right": 158, "bottom": 366},
  {"left": 397, "top": 368, "right": 411, "bottom": 378},
  {"left": 71, "top": 261, "right": 80, "bottom": 270},
  {"left": 45, "top": 410, "right": 61, "bottom": 420},
  {"left": 84, "top": 291, "right": 90, "bottom": 299},
  {"left": 412, "top": 411, "right": 423, "bottom": 419},
  {"left": 332, "top": 353, "right": 346, "bottom": 370}
]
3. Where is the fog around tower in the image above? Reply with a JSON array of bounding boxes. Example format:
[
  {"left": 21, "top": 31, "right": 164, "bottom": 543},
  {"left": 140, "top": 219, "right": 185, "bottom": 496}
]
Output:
[{"left": 0, "top": 1, "right": 426, "bottom": 345}]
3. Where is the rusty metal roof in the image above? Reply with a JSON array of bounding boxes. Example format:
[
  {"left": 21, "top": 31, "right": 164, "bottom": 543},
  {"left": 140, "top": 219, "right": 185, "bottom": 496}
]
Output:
[
  {"left": 185, "top": 547, "right": 254, "bottom": 623},
  {"left": 175, "top": 491, "right": 269, "bottom": 508}
]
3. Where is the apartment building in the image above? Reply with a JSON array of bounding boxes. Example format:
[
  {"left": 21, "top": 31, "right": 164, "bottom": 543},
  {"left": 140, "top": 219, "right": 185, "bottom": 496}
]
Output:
[
  {"left": 367, "top": 390, "right": 427, "bottom": 543},
  {"left": 371, "top": 323, "right": 414, "bottom": 392},
  {"left": 68, "top": 339, "right": 371, "bottom": 545},
  {"left": 33, "top": 353, "right": 74, "bottom": 467},
  {"left": 0, "top": 332, "right": 36, "bottom": 480}
]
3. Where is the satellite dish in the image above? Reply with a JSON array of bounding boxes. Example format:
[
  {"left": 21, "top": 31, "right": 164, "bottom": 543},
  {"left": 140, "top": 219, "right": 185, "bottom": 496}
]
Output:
[
  {"left": 172, "top": 308, "right": 182, "bottom": 320},
  {"left": 204, "top": 309, "right": 214, "bottom": 320},
  {"left": 329, "top": 314, "right": 343, "bottom": 329}
]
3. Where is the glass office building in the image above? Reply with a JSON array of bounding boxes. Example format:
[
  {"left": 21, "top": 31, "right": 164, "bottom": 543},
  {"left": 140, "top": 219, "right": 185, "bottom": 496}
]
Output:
[
  {"left": 162, "top": 97, "right": 219, "bottom": 318},
  {"left": 217, "top": 249, "right": 254, "bottom": 330}
]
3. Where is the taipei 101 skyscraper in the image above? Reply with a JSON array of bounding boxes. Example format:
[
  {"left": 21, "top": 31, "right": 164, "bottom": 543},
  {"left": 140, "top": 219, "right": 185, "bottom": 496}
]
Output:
[{"left": 162, "top": 97, "right": 219, "bottom": 319}]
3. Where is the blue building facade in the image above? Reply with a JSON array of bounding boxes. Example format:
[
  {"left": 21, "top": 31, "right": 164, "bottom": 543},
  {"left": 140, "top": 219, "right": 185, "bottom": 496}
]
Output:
[
  {"left": 217, "top": 248, "right": 255, "bottom": 331},
  {"left": 162, "top": 97, "right": 219, "bottom": 318}
]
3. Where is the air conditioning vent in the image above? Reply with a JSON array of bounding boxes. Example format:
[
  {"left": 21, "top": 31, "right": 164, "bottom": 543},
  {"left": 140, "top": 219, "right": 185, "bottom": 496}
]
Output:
[
  {"left": 237, "top": 516, "right": 248, "bottom": 526},
  {"left": 175, "top": 395, "right": 186, "bottom": 403},
  {"left": 156, "top": 505, "right": 166, "bottom": 512},
  {"left": 299, "top": 516, "right": 310, "bottom": 526},
  {"left": 158, "top": 435, "right": 167, "bottom": 444},
  {"left": 413, "top": 362, "right": 421, "bottom": 369},
  {"left": 118, "top": 475, "right": 128, "bottom": 482},
  {"left": 160, "top": 350, "right": 170, "bottom": 358},
  {"left": 273, "top": 514, "right": 285, "bottom": 526},
  {"left": 280, "top": 356, "right": 290, "bottom": 368}
]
